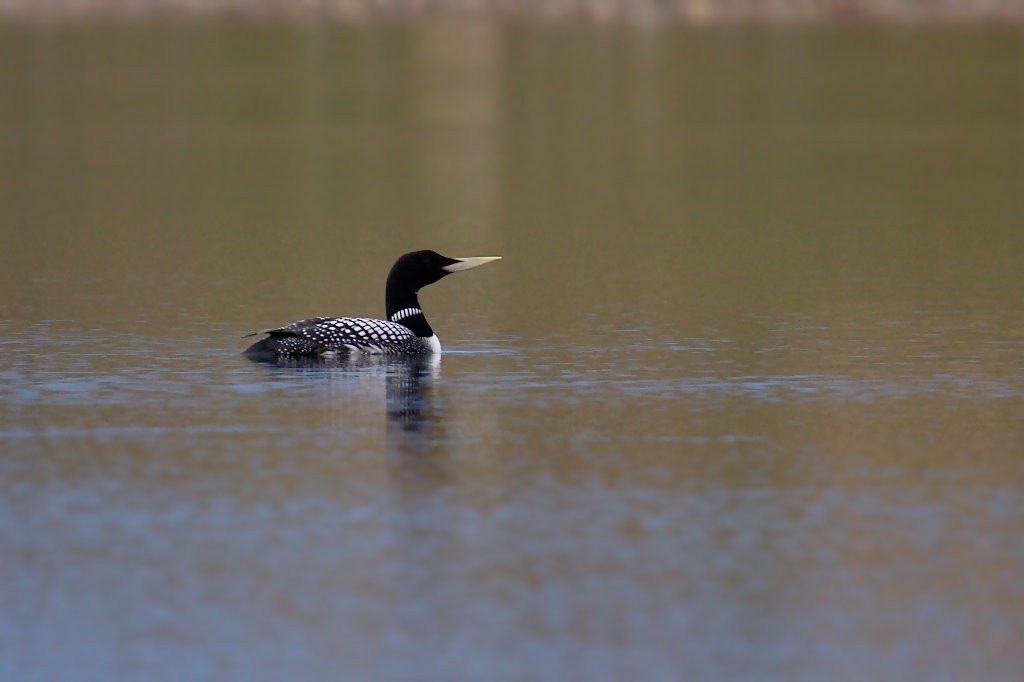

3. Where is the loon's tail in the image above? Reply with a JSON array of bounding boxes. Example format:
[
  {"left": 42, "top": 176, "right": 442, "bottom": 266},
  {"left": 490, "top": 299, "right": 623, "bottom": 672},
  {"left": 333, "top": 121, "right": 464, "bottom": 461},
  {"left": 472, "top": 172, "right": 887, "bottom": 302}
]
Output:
[
  {"left": 242, "top": 335, "right": 283, "bottom": 360},
  {"left": 242, "top": 329, "right": 326, "bottom": 360}
]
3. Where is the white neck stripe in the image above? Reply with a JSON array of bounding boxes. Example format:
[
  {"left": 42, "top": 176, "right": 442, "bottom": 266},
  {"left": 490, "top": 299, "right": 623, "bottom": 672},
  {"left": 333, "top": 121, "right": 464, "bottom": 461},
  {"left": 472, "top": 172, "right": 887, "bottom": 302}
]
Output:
[{"left": 389, "top": 307, "right": 423, "bottom": 323}]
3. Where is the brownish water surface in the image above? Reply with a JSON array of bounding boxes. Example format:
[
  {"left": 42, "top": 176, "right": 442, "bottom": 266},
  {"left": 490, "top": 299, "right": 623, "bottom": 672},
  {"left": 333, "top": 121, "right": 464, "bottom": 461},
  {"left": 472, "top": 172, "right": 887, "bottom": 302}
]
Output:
[{"left": 1, "top": 23, "right": 1023, "bottom": 681}]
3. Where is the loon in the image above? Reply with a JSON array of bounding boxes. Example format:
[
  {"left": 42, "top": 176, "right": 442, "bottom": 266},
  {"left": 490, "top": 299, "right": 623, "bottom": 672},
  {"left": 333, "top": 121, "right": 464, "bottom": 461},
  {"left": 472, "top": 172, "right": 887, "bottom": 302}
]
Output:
[{"left": 243, "top": 250, "right": 500, "bottom": 359}]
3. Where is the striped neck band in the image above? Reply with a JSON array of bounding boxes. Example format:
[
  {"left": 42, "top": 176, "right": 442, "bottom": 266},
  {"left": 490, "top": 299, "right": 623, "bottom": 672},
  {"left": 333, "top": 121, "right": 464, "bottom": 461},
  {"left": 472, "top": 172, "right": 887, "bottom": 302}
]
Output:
[{"left": 389, "top": 307, "right": 423, "bottom": 323}]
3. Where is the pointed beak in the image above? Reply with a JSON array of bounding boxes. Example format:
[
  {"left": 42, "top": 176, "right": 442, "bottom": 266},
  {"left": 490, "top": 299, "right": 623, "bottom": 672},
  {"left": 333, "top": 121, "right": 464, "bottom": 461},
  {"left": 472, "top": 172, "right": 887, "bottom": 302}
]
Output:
[{"left": 442, "top": 256, "right": 502, "bottom": 273}]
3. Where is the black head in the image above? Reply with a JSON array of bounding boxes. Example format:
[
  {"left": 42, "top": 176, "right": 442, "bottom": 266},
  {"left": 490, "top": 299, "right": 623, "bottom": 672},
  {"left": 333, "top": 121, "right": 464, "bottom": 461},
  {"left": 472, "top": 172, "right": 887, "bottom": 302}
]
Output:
[
  {"left": 385, "top": 250, "right": 502, "bottom": 329},
  {"left": 387, "top": 250, "right": 461, "bottom": 292}
]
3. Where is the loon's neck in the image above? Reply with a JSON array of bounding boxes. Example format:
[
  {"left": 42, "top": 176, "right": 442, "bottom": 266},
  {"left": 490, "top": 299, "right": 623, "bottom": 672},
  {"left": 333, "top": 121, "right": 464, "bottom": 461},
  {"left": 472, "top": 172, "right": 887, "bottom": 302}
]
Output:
[{"left": 386, "top": 287, "right": 434, "bottom": 338}]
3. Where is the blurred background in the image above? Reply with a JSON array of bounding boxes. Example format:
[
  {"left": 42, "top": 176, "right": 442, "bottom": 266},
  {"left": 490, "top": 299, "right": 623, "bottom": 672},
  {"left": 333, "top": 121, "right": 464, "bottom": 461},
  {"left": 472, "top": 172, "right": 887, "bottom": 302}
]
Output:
[{"left": 1, "top": 3, "right": 1022, "bottom": 682}]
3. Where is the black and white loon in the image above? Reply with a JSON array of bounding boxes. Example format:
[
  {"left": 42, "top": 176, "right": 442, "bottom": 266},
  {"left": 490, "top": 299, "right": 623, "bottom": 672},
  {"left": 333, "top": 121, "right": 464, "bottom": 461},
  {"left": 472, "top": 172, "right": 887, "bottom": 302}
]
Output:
[{"left": 243, "top": 250, "right": 500, "bottom": 359}]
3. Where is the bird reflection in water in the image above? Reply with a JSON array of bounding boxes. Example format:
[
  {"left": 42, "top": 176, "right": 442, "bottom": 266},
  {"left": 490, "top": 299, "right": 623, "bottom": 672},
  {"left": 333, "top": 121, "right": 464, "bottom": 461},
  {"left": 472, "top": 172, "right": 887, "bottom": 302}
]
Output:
[
  {"left": 244, "top": 351, "right": 445, "bottom": 457},
  {"left": 382, "top": 355, "right": 450, "bottom": 490},
  {"left": 384, "top": 354, "right": 440, "bottom": 435}
]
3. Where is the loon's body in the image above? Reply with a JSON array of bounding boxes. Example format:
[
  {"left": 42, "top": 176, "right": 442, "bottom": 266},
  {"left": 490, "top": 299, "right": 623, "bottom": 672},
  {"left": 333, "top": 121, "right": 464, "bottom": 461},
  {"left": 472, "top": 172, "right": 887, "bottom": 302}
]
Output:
[
  {"left": 247, "top": 316, "right": 439, "bottom": 357},
  {"left": 243, "top": 250, "right": 499, "bottom": 360}
]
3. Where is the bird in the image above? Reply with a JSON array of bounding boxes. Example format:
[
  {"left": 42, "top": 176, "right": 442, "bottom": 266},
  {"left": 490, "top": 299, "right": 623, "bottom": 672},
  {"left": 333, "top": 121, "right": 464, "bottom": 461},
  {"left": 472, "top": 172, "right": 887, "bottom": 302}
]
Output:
[{"left": 242, "top": 250, "right": 501, "bottom": 360}]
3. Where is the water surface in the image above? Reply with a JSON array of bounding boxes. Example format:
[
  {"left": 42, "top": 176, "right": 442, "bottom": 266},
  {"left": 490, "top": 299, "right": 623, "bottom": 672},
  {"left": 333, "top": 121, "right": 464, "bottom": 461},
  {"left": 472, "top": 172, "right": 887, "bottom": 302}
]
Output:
[{"left": 1, "top": 23, "right": 1023, "bottom": 681}]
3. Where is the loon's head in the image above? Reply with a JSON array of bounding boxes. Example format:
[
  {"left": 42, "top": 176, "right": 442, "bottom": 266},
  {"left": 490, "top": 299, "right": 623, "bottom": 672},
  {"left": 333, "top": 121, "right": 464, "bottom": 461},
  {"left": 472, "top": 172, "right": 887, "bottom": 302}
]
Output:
[{"left": 388, "top": 250, "right": 502, "bottom": 292}]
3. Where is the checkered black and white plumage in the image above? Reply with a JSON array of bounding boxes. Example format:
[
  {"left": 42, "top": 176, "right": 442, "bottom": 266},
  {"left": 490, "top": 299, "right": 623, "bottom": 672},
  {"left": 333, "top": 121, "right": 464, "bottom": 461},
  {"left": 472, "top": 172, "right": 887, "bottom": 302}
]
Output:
[{"left": 254, "top": 316, "right": 436, "bottom": 357}]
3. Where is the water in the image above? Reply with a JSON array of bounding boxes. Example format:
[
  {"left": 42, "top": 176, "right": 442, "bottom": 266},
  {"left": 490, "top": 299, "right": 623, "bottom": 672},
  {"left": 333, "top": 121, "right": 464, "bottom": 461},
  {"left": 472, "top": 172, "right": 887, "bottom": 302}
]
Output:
[{"left": 2, "top": 22, "right": 1023, "bottom": 681}]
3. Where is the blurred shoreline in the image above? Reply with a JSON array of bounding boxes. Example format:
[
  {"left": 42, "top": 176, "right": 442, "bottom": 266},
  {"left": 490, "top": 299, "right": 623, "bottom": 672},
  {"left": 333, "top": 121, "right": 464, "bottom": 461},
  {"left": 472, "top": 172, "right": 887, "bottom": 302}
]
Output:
[{"left": 2, "top": 0, "right": 1023, "bottom": 25}]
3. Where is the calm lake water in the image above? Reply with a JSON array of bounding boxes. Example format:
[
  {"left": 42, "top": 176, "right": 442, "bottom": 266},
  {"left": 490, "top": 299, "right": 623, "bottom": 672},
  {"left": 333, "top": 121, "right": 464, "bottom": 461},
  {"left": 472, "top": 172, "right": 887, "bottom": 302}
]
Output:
[{"left": 2, "top": 22, "right": 1023, "bottom": 681}]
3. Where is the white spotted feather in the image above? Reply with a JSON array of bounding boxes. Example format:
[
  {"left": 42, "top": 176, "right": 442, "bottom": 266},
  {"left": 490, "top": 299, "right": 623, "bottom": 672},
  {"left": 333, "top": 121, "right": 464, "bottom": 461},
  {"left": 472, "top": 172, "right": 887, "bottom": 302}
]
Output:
[{"left": 269, "top": 317, "right": 435, "bottom": 355}]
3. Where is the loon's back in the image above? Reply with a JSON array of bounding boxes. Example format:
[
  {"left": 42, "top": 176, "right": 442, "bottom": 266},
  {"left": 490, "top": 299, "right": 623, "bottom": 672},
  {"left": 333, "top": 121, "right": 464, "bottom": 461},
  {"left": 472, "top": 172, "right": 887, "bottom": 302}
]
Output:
[{"left": 243, "top": 316, "right": 436, "bottom": 360}]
